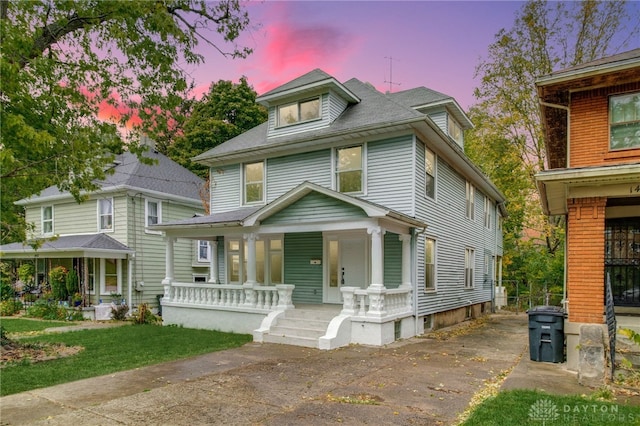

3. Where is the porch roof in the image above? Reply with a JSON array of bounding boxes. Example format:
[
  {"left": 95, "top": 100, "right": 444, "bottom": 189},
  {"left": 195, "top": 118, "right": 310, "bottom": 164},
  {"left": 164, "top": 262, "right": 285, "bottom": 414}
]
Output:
[{"left": 0, "top": 234, "right": 133, "bottom": 259}]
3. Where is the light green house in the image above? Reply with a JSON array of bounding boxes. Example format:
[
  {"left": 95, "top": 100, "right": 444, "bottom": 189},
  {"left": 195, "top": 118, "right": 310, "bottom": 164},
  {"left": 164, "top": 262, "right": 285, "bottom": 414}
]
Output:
[{"left": 0, "top": 149, "right": 207, "bottom": 312}]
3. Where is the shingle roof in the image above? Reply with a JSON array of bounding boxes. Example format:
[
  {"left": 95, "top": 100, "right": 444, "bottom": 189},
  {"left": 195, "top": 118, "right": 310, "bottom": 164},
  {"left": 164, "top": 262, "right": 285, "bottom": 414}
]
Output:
[
  {"left": 0, "top": 234, "right": 132, "bottom": 254},
  {"left": 258, "top": 69, "right": 334, "bottom": 99},
  {"left": 153, "top": 207, "right": 262, "bottom": 227},
  {"left": 387, "top": 86, "right": 452, "bottom": 107},
  {"left": 20, "top": 150, "right": 204, "bottom": 204}
]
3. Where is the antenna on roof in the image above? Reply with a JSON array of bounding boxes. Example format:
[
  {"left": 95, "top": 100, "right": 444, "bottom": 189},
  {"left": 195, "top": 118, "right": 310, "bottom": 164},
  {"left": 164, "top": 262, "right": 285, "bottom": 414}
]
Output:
[{"left": 384, "top": 56, "right": 401, "bottom": 93}]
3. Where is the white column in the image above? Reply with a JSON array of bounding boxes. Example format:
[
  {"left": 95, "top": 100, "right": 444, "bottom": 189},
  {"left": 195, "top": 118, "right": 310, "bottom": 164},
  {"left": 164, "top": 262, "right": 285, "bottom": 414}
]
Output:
[
  {"left": 368, "top": 226, "right": 384, "bottom": 288},
  {"left": 244, "top": 233, "right": 257, "bottom": 285},
  {"left": 162, "top": 236, "right": 175, "bottom": 285},
  {"left": 208, "top": 240, "right": 218, "bottom": 284},
  {"left": 399, "top": 234, "right": 412, "bottom": 288}
]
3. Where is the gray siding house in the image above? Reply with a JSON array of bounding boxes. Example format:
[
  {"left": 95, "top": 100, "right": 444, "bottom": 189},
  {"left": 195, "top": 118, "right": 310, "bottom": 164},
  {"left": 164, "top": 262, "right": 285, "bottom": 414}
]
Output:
[
  {"left": 154, "top": 69, "right": 506, "bottom": 348},
  {"left": 1, "top": 149, "right": 206, "bottom": 312}
]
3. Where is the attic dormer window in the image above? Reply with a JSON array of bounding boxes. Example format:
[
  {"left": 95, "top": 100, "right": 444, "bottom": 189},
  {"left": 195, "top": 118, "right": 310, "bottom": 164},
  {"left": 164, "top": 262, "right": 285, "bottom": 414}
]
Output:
[{"left": 277, "top": 97, "right": 320, "bottom": 126}]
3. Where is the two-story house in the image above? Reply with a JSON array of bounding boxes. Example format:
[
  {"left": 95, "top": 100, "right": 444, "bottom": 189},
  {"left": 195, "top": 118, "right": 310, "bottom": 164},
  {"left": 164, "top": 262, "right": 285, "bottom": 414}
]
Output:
[
  {"left": 0, "top": 147, "right": 207, "bottom": 313},
  {"left": 154, "top": 69, "right": 506, "bottom": 349},
  {"left": 535, "top": 49, "right": 640, "bottom": 377}
]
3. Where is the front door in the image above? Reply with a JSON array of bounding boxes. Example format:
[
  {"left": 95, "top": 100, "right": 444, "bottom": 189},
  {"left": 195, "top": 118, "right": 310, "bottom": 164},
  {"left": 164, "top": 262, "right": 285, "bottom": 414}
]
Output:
[{"left": 326, "top": 235, "right": 369, "bottom": 303}]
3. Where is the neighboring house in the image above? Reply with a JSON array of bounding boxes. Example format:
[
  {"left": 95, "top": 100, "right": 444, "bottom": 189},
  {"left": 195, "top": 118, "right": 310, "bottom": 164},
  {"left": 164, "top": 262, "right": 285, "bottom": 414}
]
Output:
[
  {"left": 154, "top": 69, "right": 506, "bottom": 349},
  {"left": 535, "top": 49, "right": 640, "bottom": 373},
  {"left": 0, "top": 148, "right": 206, "bottom": 312}
]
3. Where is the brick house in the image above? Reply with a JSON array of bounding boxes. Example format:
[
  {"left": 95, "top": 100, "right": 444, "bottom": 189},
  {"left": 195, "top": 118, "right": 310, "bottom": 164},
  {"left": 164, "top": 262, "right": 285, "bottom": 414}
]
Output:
[{"left": 535, "top": 48, "right": 640, "bottom": 373}]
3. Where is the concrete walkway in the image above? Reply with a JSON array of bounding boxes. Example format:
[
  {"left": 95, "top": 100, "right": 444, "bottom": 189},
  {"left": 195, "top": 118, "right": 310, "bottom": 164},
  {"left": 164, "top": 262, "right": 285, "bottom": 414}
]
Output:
[{"left": 1, "top": 313, "right": 635, "bottom": 425}]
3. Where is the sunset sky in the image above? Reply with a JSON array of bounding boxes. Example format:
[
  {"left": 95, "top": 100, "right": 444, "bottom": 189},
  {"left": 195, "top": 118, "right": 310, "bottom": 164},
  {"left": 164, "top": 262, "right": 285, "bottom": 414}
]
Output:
[{"left": 184, "top": 0, "right": 640, "bottom": 111}]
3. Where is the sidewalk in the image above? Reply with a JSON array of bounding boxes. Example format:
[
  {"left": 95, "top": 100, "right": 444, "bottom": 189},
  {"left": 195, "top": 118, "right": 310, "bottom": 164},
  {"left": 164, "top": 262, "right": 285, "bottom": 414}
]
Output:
[{"left": 0, "top": 313, "right": 622, "bottom": 425}]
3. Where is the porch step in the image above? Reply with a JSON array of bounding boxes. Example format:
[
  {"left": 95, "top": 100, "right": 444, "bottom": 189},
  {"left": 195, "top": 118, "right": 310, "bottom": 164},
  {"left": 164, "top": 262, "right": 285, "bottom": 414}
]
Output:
[{"left": 261, "top": 306, "right": 340, "bottom": 349}]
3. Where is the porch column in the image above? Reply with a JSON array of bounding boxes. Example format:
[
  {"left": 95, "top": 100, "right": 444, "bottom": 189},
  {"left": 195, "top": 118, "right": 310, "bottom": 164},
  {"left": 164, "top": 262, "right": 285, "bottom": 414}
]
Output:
[
  {"left": 368, "top": 226, "right": 384, "bottom": 288},
  {"left": 208, "top": 240, "right": 218, "bottom": 284},
  {"left": 399, "top": 234, "right": 412, "bottom": 288},
  {"left": 161, "top": 236, "right": 176, "bottom": 285},
  {"left": 244, "top": 233, "right": 257, "bottom": 285}
]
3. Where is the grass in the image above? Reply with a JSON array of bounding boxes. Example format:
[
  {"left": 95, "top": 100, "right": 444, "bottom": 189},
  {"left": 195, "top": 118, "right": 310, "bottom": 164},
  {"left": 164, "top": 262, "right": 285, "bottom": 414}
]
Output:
[
  {"left": 0, "top": 322, "right": 252, "bottom": 396},
  {"left": 461, "top": 389, "right": 640, "bottom": 425},
  {"left": 1, "top": 317, "right": 75, "bottom": 333}
]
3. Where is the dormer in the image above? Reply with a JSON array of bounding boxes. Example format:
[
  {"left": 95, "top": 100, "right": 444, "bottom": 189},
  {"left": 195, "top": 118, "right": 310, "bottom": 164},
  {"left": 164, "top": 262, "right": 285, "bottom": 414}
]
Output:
[{"left": 256, "top": 69, "right": 360, "bottom": 139}]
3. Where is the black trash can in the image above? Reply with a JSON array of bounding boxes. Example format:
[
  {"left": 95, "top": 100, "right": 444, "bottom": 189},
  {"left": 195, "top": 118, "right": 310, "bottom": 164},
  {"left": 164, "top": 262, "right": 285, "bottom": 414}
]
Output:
[{"left": 527, "top": 306, "right": 565, "bottom": 363}]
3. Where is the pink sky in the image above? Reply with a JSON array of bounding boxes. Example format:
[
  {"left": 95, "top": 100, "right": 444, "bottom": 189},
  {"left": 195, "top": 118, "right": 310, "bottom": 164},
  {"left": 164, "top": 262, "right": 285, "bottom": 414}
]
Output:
[{"left": 185, "top": 0, "right": 640, "bottom": 111}]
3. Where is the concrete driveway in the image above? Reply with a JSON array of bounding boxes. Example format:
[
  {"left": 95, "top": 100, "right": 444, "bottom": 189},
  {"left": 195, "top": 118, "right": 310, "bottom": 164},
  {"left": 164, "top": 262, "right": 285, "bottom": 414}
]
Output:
[{"left": 0, "top": 313, "right": 613, "bottom": 425}]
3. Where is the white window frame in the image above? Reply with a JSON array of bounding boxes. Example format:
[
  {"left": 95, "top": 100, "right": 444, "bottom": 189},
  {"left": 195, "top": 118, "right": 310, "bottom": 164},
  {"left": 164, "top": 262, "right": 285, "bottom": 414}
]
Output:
[
  {"left": 465, "top": 248, "right": 475, "bottom": 289},
  {"left": 197, "top": 240, "right": 210, "bottom": 263},
  {"left": 425, "top": 146, "right": 436, "bottom": 200},
  {"left": 145, "top": 198, "right": 162, "bottom": 233},
  {"left": 98, "top": 198, "right": 114, "bottom": 232},
  {"left": 243, "top": 161, "right": 265, "bottom": 205},
  {"left": 448, "top": 116, "right": 463, "bottom": 144},
  {"left": 276, "top": 97, "right": 321, "bottom": 127},
  {"left": 100, "top": 258, "right": 121, "bottom": 296},
  {"left": 41, "top": 205, "right": 54, "bottom": 236},
  {"left": 334, "top": 144, "right": 365, "bottom": 194},
  {"left": 225, "top": 235, "right": 283, "bottom": 285},
  {"left": 465, "top": 181, "right": 475, "bottom": 220},
  {"left": 425, "top": 237, "right": 436, "bottom": 291},
  {"left": 609, "top": 92, "right": 640, "bottom": 150},
  {"left": 483, "top": 196, "right": 492, "bottom": 229}
]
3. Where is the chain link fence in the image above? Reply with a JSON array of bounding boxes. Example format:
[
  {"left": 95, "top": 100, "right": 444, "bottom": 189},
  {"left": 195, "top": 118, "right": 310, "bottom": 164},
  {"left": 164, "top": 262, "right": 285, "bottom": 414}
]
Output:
[{"left": 497, "top": 280, "right": 564, "bottom": 314}]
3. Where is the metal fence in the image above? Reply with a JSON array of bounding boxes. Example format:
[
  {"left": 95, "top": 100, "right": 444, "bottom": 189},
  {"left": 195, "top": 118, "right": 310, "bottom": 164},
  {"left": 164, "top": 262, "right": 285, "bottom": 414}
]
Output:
[{"left": 497, "top": 280, "right": 564, "bottom": 314}]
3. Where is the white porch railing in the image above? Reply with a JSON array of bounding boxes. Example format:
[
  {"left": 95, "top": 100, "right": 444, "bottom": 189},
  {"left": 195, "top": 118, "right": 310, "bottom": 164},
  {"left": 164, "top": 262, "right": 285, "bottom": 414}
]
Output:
[
  {"left": 340, "top": 285, "right": 412, "bottom": 320},
  {"left": 163, "top": 282, "right": 294, "bottom": 312}
]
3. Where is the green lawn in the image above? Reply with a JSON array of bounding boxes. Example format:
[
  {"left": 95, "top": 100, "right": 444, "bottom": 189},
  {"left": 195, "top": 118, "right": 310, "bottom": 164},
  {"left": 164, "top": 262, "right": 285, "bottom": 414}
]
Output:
[
  {"left": 462, "top": 389, "right": 640, "bottom": 425},
  {"left": 0, "top": 320, "right": 252, "bottom": 396},
  {"left": 1, "top": 317, "right": 75, "bottom": 333}
]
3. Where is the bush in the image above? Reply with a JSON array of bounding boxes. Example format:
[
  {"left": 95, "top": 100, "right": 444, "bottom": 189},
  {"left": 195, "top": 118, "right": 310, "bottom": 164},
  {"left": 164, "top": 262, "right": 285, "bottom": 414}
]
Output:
[
  {"left": 49, "top": 266, "right": 68, "bottom": 301},
  {"left": 131, "top": 303, "right": 160, "bottom": 325},
  {"left": 66, "top": 270, "right": 79, "bottom": 298},
  {"left": 111, "top": 304, "right": 129, "bottom": 321},
  {"left": 1, "top": 299, "right": 23, "bottom": 316},
  {"left": 17, "top": 263, "right": 34, "bottom": 285},
  {"left": 0, "top": 281, "right": 15, "bottom": 301},
  {"left": 25, "top": 299, "right": 67, "bottom": 320}
]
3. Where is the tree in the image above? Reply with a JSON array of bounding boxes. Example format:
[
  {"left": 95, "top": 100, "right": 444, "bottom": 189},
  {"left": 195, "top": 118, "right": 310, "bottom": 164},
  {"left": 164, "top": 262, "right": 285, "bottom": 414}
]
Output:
[
  {"left": 168, "top": 77, "right": 267, "bottom": 178},
  {"left": 0, "top": 0, "right": 252, "bottom": 244}
]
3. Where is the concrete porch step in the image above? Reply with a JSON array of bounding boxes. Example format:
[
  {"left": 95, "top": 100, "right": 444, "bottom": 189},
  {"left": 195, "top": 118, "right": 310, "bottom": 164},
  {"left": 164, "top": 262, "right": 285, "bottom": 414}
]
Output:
[
  {"left": 261, "top": 333, "right": 321, "bottom": 348},
  {"left": 261, "top": 306, "right": 341, "bottom": 348}
]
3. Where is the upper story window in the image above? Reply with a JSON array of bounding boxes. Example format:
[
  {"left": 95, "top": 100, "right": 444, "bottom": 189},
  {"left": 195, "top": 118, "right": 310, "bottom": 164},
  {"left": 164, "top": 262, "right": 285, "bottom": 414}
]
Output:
[
  {"left": 98, "top": 198, "right": 113, "bottom": 232},
  {"left": 277, "top": 97, "right": 320, "bottom": 126},
  {"left": 465, "top": 247, "right": 475, "bottom": 289},
  {"left": 448, "top": 116, "right": 463, "bottom": 144},
  {"left": 610, "top": 92, "right": 640, "bottom": 150},
  {"left": 465, "top": 181, "right": 475, "bottom": 220},
  {"left": 41, "top": 206, "right": 53, "bottom": 235},
  {"left": 483, "top": 196, "right": 492, "bottom": 229},
  {"left": 145, "top": 199, "right": 162, "bottom": 232},
  {"left": 244, "top": 161, "right": 264, "bottom": 204},
  {"left": 425, "top": 147, "right": 436, "bottom": 199},
  {"left": 425, "top": 237, "right": 436, "bottom": 291},
  {"left": 336, "top": 145, "right": 363, "bottom": 193}
]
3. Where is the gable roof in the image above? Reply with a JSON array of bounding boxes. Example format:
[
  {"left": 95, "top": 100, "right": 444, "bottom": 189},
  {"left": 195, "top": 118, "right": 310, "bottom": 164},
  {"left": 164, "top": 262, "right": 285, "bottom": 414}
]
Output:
[
  {"left": 16, "top": 150, "right": 204, "bottom": 206},
  {"left": 0, "top": 234, "right": 133, "bottom": 259},
  {"left": 388, "top": 87, "right": 473, "bottom": 130}
]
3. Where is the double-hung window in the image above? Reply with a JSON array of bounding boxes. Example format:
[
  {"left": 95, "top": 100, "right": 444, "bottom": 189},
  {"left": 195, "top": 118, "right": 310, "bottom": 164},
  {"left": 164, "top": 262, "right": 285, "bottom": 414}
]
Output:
[
  {"left": 145, "top": 199, "right": 161, "bottom": 232},
  {"left": 336, "top": 145, "right": 363, "bottom": 193},
  {"left": 610, "top": 92, "right": 640, "bottom": 150},
  {"left": 465, "top": 248, "right": 475, "bottom": 288},
  {"left": 244, "top": 161, "right": 264, "bottom": 204},
  {"left": 425, "top": 147, "right": 436, "bottom": 199},
  {"left": 42, "top": 206, "right": 53, "bottom": 235},
  {"left": 98, "top": 198, "right": 113, "bottom": 231},
  {"left": 483, "top": 196, "right": 492, "bottom": 229},
  {"left": 197, "top": 240, "right": 210, "bottom": 263},
  {"left": 277, "top": 98, "right": 320, "bottom": 126},
  {"left": 425, "top": 237, "right": 436, "bottom": 291},
  {"left": 448, "top": 117, "right": 463, "bottom": 144},
  {"left": 465, "top": 182, "right": 475, "bottom": 220}
]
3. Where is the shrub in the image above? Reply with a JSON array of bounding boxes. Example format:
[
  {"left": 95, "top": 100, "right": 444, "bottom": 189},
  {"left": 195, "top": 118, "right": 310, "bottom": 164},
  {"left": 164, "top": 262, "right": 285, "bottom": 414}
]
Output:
[
  {"left": 0, "top": 325, "right": 11, "bottom": 347},
  {"left": 111, "top": 304, "right": 129, "bottom": 321},
  {"left": 66, "top": 270, "right": 80, "bottom": 298},
  {"left": 1, "top": 299, "right": 23, "bottom": 316},
  {"left": 25, "top": 299, "right": 67, "bottom": 320},
  {"left": 0, "top": 281, "right": 15, "bottom": 301},
  {"left": 49, "top": 266, "right": 68, "bottom": 301},
  {"left": 131, "top": 303, "right": 160, "bottom": 325},
  {"left": 17, "top": 263, "right": 34, "bottom": 285}
]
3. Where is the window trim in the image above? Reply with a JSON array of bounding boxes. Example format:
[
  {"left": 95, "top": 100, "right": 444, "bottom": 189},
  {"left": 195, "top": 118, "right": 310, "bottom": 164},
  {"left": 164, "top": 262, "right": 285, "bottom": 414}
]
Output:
[
  {"left": 424, "top": 237, "right": 437, "bottom": 292},
  {"left": 41, "top": 205, "right": 54, "bottom": 236},
  {"left": 197, "top": 240, "right": 210, "bottom": 263},
  {"left": 144, "top": 198, "right": 162, "bottom": 233},
  {"left": 276, "top": 97, "right": 321, "bottom": 127},
  {"left": 448, "top": 115, "right": 463, "bottom": 144},
  {"left": 334, "top": 144, "right": 365, "bottom": 194},
  {"left": 609, "top": 92, "right": 640, "bottom": 151},
  {"left": 243, "top": 161, "right": 265, "bottom": 205},
  {"left": 225, "top": 235, "right": 283, "bottom": 285},
  {"left": 99, "top": 258, "right": 121, "bottom": 296},
  {"left": 98, "top": 198, "right": 114, "bottom": 232},
  {"left": 483, "top": 196, "right": 492, "bottom": 229},
  {"left": 464, "top": 247, "right": 475, "bottom": 289},
  {"left": 465, "top": 181, "right": 475, "bottom": 220},
  {"left": 425, "top": 146, "right": 436, "bottom": 200}
]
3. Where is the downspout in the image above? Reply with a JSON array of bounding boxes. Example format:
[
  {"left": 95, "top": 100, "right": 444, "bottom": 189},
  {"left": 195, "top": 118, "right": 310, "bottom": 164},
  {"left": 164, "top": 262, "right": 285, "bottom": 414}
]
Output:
[{"left": 128, "top": 253, "right": 134, "bottom": 315}]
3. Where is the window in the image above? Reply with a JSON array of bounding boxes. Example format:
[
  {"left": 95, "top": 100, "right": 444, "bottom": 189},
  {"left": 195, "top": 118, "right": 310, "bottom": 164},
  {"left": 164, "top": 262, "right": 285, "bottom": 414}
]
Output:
[
  {"left": 277, "top": 98, "right": 320, "bottom": 126},
  {"left": 42, "top": 206, "right": 53, "bottom": 235},
  {"left": 193, "top": 275, "right": 208, "bottom": 283},
  {"left": 197, "top": 240, "right": 210, "bottom": 262},
  {"left": 226, "top": 236, "right": 283, "bottom": 285},
  {"left": 425, "top": 238, "right": 436, "bottom": 291},
  {"left": 336, "top": 145, "right": 363, "bottom": 193},
  {"left": 145, "top": 199, "right": 161, "bottom": 227},
  {"left": 610, "top": 92, "right": 640, "bottom": 150},
  {"left": 465, "top": 182, "right": 475, "bottom": 220},
  {"left": 87, "top": 258, "right": 95, "bottom": 294},
  {"left": 484, "top": 196, "right": 492, "bottom": 229},
  {"left": 465, "top": 248, "right": 475, "bottom": 288},
  {"left": 98, "top": 198, "right": 113, "bottom": 231},
  {"left": 244, "top": 161, "right": 264, "bottom": 204},
  {"left": 425, "top": 147, "right": 436, "bottom": 199},
  {"left": 448, "top": 117, "right": 463, "bottom": 144},
  {"left": 101, "top": 258, "right": 120, "bottom": 295}
]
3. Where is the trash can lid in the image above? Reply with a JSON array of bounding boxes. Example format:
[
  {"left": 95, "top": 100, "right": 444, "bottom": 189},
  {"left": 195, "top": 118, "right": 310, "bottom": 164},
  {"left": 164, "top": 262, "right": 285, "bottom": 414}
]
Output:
[{"left": 527, "top": 305, "right": 565, "bottom": 316}]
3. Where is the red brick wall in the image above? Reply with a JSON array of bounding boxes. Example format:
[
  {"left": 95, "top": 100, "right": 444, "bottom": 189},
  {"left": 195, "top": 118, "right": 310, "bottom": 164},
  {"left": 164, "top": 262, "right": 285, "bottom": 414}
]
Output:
[
  {"left": 566, "top": 197, "right": 607, "bottom": 324},
  {"left": 570, "top": 83, "right": 640, "bottom": 168}
]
